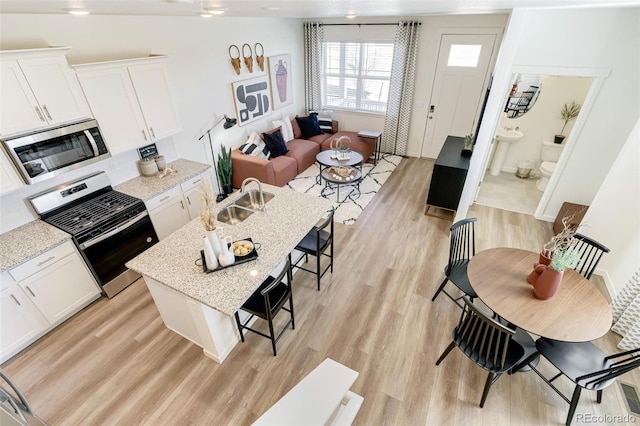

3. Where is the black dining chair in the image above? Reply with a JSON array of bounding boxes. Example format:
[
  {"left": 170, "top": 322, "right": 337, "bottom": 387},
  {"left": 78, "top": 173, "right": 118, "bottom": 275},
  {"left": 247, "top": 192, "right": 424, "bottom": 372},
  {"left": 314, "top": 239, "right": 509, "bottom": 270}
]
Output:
[
  {"left": 234, "top": 258, "right": 294, "bottom": 356},
  {"left": 435, "top": 297, "right": 525, "bottom": 408},
  {"left": 292, "top": 208, "right": 334, "bottom": 291},
  {"left": 432, "top": 217, "right": 478, "bottom": 309},
  {"left": 515, "top": 338, "right": 640, "bottom": 426},
  {"left": 571, "top": 233, "right": 610, "bottom": 280}
]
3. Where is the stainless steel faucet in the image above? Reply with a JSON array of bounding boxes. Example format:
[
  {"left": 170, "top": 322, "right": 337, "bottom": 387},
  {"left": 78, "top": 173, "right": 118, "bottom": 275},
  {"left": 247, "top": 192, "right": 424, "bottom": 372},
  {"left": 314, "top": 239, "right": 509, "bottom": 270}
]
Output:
[{"left": 241, "top": 177, "right": 266, "bottom": 212}]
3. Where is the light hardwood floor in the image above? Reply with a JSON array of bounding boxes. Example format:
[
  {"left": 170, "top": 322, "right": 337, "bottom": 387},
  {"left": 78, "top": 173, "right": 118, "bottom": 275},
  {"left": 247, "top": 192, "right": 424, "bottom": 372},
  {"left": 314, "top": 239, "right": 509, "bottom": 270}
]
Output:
[{"left": 3, "top": 157, "right": 638, "bottom": 425}]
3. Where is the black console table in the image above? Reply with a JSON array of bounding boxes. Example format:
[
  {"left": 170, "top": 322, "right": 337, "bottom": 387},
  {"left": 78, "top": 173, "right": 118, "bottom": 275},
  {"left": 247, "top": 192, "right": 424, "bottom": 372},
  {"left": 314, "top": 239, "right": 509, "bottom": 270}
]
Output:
[{"left": 425, "top": 136, "right": 470, "bottom": 216}]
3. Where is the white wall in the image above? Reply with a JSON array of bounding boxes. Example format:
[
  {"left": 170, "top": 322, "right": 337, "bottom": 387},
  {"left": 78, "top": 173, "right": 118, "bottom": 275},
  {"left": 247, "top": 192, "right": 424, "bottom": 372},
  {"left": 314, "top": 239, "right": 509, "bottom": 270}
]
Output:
[
  {"left": 581, "top": 119, "right": 640, "bottom": 296},
  {"left": 498, "top": 75, "right": 592, "bottom": 173},
  {"left": 458, "top": 6, "right": 640, "bottom": 295},
  {"left": 0, "top": 14, "right": 304, "bottom": 232}
]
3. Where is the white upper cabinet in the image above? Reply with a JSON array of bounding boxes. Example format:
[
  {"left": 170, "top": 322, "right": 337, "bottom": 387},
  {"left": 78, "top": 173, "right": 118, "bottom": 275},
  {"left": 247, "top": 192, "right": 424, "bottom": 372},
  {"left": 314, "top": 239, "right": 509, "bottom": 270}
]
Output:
[
  {"left": 0, "top": 47, "right": 90, "bottom": 137},
  {"left": 0, "top": 146, "right": 24, "bottom": 193},
  {"left": 74, "top": 56, "right": 182, "bottom": 155}
]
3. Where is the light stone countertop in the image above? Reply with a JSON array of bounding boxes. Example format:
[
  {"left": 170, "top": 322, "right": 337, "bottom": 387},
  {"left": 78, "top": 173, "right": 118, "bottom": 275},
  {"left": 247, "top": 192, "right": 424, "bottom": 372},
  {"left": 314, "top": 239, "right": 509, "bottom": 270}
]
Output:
[
  {"left": 115, "top": 158, "right": 210, "bottom": 201},
  {"left": 126, "top": 184, "right": 332, "bottom": 316},
  {"left": 0, "top": 220, "right": 71, "bottom": 272}
]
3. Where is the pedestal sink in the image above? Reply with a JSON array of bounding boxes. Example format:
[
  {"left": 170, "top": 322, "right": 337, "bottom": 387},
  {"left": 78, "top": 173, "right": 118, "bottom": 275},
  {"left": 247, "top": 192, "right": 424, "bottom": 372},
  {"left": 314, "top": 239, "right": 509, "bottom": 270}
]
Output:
[{"left": 490, "top": 128, "right": 524, "bottom": 176}]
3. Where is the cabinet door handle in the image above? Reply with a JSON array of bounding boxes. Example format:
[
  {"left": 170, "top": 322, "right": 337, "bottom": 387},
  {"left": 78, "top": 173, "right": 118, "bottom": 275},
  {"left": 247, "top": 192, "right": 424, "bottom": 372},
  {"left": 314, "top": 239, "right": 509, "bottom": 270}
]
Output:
[
  {"left": 149, "top": 127, "right": 156, "bottom": 139},
  {"left": 25, "top": 286, "right": 36, "bottom": 297},
  {"left": 10, "top": 294, "right": 21, "bottom": 306},
  {"left": 180, "top": 200, "right": 185, "bottom": 209},
  {"left": 192, "top": 178, "right": 201, "bottom": 185},
  {"left": 37, "top": 256, "right": 55, "bottom": 266},
  {"left": 42, "top": 105, "right": 53, "bottom": 120},
  {"left": 186, "top": 196, "right": 192, "bottom": 205},
  {"left": 34, "top": 107, "right": 45, "bottom": 122},
  {"left": 142, "top": 130, "right": 148, "bottom": 141},
  {"left": 159, "top": 195, "right": 170, "bottom": 202}
]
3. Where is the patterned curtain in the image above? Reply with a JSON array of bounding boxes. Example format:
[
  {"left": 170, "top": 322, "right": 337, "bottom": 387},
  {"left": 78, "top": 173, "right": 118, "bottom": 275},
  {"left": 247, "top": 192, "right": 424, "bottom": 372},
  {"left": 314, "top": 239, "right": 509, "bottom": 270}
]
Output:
[
  {"left": 303, "top": 22, "right": 324, "bottom": 113},
  {"left": 382, "top": 21, "right": 421, "bottom": 156},
  {"left": 611, "top": 268, "right": 640, "bottom": 350}
]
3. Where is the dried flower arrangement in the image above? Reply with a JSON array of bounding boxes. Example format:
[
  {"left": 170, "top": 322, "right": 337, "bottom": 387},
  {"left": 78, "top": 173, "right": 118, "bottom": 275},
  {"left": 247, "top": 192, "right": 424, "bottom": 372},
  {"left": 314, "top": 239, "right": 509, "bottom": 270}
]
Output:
[
  {"left": 199, "top": 180, "right": 217, "bottom": 231},
  {"left": 543, "top": 213, "right": 581, "bottom": 271}
]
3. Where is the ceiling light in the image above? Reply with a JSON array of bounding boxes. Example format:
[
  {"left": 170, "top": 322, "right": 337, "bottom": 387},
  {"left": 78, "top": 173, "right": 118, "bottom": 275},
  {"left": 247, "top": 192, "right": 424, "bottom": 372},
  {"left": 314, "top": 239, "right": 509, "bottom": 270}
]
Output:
[
  {"left": 204, "top": 7, "right": 227, "bottom": 15},
  {"left": 200, "top": 11, "right": 213, "bottom": 17},
  {"left": 261, "top": 7, "right": 280, "bottom": 10},
  {"left": 346, "top": 14, "right": 356, "bottom": 19},
  {"left": 67, "top": 9, "right": 90, "bottom": 15}
]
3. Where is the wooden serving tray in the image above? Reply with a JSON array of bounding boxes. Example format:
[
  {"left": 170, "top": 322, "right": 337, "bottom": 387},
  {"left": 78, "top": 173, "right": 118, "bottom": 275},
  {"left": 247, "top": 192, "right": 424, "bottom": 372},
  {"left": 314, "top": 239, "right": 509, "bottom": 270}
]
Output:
[{"left": 200, "top": 237, "right": 258, "bottom": 273}]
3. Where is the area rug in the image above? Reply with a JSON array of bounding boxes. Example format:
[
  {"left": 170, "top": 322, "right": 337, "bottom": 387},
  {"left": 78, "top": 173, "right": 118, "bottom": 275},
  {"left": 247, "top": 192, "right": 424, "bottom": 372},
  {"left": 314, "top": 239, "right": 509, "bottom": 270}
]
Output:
[{"left": 287, "top": 154, "right": 403, "bottom": 225}]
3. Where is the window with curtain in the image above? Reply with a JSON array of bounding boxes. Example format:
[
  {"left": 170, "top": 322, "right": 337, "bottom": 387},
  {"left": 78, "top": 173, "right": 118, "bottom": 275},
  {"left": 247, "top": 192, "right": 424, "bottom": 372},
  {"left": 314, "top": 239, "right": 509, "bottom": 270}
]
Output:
[{"left": 322, "top": 41, "right": 394, "bottom": 114}]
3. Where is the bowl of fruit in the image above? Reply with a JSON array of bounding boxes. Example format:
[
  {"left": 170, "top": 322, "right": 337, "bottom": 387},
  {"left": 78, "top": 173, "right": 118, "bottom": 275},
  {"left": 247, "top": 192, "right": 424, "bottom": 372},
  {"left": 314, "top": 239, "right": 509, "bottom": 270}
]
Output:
[{"left": 232, "top": 240, "right": 254, "bottom": 257}]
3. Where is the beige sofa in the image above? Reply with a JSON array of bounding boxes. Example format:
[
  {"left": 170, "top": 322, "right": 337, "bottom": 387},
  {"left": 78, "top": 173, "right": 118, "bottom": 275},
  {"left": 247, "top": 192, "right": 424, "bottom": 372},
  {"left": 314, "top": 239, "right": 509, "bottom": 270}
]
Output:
[{"left": 231, "top": 118, "right": 376, "bottom": 188}]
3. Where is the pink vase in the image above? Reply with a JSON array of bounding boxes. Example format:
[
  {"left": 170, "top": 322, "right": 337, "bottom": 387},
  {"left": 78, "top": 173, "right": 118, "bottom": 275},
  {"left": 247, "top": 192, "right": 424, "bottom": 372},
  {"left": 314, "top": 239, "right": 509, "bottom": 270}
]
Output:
[
  {"left": 533, "top": 266, "right": 563, "bottom": 300},
  {"left": 534, "top": 250, "right": 552, "bottom": 268},
  {"left": 527, "top": 264, "right": 547, "bottom": 285}
]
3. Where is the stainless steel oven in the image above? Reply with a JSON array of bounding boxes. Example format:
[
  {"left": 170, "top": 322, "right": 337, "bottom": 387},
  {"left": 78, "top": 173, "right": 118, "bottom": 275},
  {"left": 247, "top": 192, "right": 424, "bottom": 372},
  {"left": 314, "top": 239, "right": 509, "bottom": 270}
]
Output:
[
  {"left": 30, "top": 172, "right": 158, "bottom": 298},
  {"left": 1, "top": 119, "right": 110, "bottom": 185}
]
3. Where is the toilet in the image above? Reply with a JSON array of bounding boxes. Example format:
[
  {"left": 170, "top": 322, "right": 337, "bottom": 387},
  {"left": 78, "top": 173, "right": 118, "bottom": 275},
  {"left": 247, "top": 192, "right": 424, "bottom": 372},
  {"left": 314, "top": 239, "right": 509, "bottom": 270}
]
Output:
[{"left": 536, "top": 140, "right": 564, "bottom": 191}]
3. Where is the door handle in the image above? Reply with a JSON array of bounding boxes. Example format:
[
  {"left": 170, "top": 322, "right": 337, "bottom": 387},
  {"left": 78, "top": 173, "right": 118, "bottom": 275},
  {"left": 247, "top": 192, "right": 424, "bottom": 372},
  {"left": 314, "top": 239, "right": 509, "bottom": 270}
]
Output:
[
  {"left": 34, "top": 107, "right": 45, "bottom": 122},
  {"left": 25, "top": 286, "right": 36, "bottom": 297},
  {"left": 10, "top": 294, "right": 21, "bottom": 306},
  {"left": 149, "top": 127, "right": 156, "bottom": 139},
  {"left": 42, "top": 105, "right": 53, "bottom": 120},
  {"left": 142, "top": 130, "right": 148, "bottom": 141}
]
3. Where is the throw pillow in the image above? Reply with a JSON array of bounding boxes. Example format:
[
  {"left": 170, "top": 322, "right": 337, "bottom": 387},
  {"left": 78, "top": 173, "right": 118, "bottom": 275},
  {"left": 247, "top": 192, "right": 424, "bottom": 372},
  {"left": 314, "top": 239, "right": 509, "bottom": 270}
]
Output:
[
  {"left": 295, "top": 114, "right": 323, "bottom": 139},
  {"left": 239, "top": 131, "right": 270, "bottom": 159},
  {"left": 263, "top": 129, "right": 289, "bottom": 158},
  {"left": 317, "top": 115, "right": 333, "bottom": 134},
  {"left": 272, "top": 115, "right": 294, "bottom": 142}
]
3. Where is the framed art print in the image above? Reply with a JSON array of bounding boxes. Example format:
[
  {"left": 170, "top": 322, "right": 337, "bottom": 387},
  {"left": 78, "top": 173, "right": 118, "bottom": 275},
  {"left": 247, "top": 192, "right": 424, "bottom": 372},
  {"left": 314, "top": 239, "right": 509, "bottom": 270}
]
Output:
[
  {"left": 267, "top": 54, "right": 293, "bottom": 110},
  {"left": 232, "top": 76, "right": 272, "bottom": 126}
]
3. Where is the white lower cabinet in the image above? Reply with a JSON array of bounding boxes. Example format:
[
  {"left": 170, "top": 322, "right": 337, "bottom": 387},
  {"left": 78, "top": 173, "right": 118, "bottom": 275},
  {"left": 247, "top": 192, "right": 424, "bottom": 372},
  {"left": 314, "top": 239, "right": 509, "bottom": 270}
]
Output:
[
  {"left": 1, "top": 241, "right": 101, "bottom": 364},
  {"left": 147, "top": 171, "right": 212, "bottom": 240},
  {"left": 0, "top": 275, "right": 49, "bottom": 363}
]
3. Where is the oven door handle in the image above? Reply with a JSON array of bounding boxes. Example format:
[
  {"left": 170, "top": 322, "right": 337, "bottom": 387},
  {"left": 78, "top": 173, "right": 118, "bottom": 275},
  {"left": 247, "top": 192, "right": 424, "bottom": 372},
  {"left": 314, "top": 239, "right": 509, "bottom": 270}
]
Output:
[
  {"left": 84, "top": 130, "right": 99, "bottom": 157},
  {"left": 79, "top": 211, "right": 149, "bottom": 250}
]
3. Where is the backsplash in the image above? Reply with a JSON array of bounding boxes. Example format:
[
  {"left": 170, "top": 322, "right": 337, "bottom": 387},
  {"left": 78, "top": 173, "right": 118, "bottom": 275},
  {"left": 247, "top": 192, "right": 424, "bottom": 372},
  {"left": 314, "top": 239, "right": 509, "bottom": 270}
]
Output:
[{"left": 0, "top": 138, "right": 178, "bottom": 234}]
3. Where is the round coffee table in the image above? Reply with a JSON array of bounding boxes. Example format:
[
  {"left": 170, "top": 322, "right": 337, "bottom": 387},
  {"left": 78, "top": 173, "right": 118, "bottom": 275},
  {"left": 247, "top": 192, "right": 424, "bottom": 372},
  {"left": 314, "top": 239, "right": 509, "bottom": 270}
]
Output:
[
  {"left": 320, "top": 166, "right": 362, "bottom": 203},
  {"left": 315, "top": 150, "right": 363, "bottom": 185}
]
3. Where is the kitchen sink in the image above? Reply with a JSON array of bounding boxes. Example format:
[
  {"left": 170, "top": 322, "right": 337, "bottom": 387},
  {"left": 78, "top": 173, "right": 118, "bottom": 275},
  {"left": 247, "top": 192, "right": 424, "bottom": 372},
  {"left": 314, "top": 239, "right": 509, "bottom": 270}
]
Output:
[
  {"left": 217, "top": 205, "right": 255, "bottom": 225},
  {"left": 233, "top": 190, "right": 275, "bottom": 210}
]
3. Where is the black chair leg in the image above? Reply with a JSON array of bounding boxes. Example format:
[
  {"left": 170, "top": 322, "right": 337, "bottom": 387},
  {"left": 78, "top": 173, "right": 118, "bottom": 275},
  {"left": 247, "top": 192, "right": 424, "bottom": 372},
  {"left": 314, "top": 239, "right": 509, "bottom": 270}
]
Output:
[
  {"left": 316, "top": 251, "right": 321, "bottom": 291},
  {"left": 596, "top": 389, "right": 603, "bottom": 404},
  {"left": 234, "top": 312, "right": 245, "bottom": 342},
  {"left": 566, "top": 385, "right": 582, "bottom": 426},
  {"left": 480, "top": 372, "right": 497, "bottom": 408},
  {"left": 267, "top": 314, "right": 277, "bottom": 356},
  {"left": 435, "top": 341, "right": 456, "bottom": 365},
  {"left": 432, "top": 277, "right": 449, "bottom": 301}
]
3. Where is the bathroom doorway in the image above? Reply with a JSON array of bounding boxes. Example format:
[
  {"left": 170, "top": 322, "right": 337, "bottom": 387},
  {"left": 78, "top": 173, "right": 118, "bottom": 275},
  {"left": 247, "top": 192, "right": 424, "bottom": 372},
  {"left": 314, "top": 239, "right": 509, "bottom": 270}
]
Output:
[{"left": 474, "top": 74, "right": 593, "bottom": 215}]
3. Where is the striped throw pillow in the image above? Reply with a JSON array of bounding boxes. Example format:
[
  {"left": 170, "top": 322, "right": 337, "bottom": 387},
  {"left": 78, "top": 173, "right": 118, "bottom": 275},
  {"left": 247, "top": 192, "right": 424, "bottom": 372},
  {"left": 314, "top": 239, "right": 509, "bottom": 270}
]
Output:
[
  {"left": 318, "top": 116, "right": 333, "bottom": 133},
  {"left": 239, "top": 132, "right": 270, "bottom": 159}
]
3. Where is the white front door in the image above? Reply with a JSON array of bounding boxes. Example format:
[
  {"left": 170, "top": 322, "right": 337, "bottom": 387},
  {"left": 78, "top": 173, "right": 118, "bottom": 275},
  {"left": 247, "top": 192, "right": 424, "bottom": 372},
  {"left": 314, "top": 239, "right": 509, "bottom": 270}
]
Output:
[{"left": 421, "top": 34, "right": 496, "bottom": 158}]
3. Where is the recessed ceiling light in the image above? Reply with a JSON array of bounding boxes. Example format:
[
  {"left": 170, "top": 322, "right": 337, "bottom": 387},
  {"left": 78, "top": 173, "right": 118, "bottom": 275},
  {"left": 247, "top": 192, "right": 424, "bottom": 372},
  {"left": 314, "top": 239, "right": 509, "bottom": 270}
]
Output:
[
  {"left": 67, "top": 9, "right": 90, "bottom": 15},
  {"left": 261, "top": 7, "right": 280, "bottom": 10},
  {"left": 200, "top": 12, "right": 213, "bottom": 17},
  {"left": 346, "top": 13, "right": 356, "bottom": 19},
  {"left": 205, "top": 8, "right": 227, "bottom": 15}
]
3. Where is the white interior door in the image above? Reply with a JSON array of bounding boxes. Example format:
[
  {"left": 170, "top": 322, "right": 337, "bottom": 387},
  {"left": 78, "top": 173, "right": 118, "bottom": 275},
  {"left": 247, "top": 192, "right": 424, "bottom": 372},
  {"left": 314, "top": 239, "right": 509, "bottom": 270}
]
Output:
[{"left": 421, "top": 34, "right": 496, "bottom": 158}]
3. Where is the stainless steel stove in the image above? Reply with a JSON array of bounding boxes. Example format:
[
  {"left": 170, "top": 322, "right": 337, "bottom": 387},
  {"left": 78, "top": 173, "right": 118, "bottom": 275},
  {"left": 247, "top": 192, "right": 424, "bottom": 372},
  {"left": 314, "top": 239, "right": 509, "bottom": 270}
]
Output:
[{"left": 30, "top": 172, "right": 158, "bottom": 298}]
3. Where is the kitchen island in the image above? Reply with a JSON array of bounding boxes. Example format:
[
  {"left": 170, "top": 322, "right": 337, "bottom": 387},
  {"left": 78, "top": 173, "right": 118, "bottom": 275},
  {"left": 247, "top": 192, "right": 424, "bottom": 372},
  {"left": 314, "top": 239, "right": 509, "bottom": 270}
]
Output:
[{"left": 126, "top": 183, "right": 332, "bottom": 363}]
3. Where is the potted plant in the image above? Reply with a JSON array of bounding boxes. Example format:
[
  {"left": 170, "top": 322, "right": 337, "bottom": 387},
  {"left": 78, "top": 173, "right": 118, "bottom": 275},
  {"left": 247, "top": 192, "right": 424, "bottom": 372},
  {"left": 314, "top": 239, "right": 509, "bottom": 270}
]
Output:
[
  {"left": 554, "top": 101, "right": 581, "bottom": 144},
  {"left": 217, "top": 144, "right": 233, "bottom": 195},
  {"left": 461, "top": 133, "right": 473, "bottom": 157}
]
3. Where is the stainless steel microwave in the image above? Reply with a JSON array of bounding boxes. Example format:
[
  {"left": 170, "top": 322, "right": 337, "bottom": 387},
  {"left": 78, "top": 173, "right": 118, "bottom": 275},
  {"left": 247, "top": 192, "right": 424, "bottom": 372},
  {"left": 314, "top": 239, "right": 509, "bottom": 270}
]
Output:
[{"left": 1, "top": 119, "right": 111, "bottom": 185}]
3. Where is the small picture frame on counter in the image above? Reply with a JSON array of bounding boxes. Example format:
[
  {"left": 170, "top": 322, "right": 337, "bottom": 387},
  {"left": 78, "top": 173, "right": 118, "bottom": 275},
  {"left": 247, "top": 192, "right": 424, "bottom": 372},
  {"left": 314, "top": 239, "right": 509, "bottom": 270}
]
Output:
[{"left": 138, "top": 143, "right": 158, "bottom": 160}]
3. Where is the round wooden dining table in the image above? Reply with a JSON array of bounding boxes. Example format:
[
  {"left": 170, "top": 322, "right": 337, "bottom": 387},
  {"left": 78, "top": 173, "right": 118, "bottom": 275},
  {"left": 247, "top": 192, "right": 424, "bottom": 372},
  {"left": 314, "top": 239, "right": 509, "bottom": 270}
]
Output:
[{"left": 467, "top": 247, "right": 612, "bottom": 342}]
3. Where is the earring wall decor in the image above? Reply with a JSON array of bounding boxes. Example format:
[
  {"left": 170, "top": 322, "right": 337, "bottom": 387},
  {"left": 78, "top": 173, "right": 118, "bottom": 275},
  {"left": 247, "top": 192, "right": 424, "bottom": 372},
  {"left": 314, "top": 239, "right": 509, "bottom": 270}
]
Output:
[
  {"left": 229, "top": 45, "right": 241, "bottom": 75},
  {"left": 255, "top": 43, "right": 265, "bottom": 71},
  {"left": 232, "top": 75, "right": 272, "bottom": 126},
  {"left": 242, "top": 43, "right": 254, "bottom": 73},
  {"left": 267, "top": 54, "right": 293, "bottom": 110}
]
